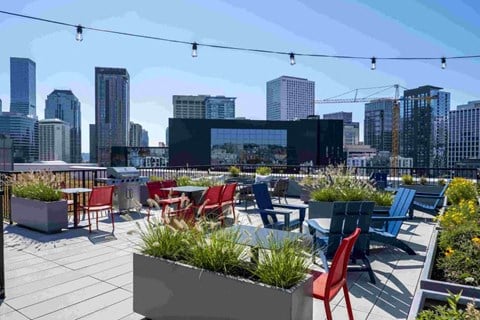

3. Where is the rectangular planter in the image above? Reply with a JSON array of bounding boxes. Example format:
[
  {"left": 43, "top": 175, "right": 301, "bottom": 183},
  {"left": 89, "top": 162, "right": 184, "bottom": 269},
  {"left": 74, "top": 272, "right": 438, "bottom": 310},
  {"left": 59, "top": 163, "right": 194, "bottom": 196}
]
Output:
[
  {"left": 308, "top": 201, "right": 335, "bottom": 219},
  {"left": 419, "top": 228, "right": 480, "bottom": 299},
  {"left": 133, "top": 253, "right": 313, "bottom": 320},
  {"left": 11, "top": 197, "right": 68, "bottom": 233}
]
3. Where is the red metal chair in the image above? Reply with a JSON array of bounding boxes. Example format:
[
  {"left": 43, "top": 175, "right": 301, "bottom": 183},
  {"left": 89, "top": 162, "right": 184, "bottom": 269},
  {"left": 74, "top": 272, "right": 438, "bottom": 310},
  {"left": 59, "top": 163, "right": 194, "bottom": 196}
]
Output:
[
  {"left": 196, "top": 185, "right": 224, "bottom": 222},
  {"left": 220, "top": 183, "right": 237, "bottom": 222},
  {"left": 146, "top": 181, "right": 183, "bottom": 220},
  {"left": 81, "top": 185, "right": 115, "bottom": 233},
  {"left": 311, "top": 228, "right": 361, "bottom": 320}
]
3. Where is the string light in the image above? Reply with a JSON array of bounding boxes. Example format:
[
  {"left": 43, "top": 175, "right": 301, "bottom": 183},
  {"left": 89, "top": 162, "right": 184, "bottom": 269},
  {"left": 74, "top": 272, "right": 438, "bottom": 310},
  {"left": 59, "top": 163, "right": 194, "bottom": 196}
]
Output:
[
  {"left": 289, "top": 53, "right": 296, "bottom": 65},
  {"left": 191, "top": 42, "right": 198, "bottom": 57},
  {"left": 76, "top": 25, "right": 83, "bottom": 41},
  {"left": 1, "top": 10, "right": 479, "bottom": 67}
]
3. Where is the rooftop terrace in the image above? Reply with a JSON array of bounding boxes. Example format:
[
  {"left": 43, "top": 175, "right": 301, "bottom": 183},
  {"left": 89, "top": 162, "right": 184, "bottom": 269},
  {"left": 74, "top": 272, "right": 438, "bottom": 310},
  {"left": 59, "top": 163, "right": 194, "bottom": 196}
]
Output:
[{"left": 1, "top": 198, "right": 436, "bottom": 320}]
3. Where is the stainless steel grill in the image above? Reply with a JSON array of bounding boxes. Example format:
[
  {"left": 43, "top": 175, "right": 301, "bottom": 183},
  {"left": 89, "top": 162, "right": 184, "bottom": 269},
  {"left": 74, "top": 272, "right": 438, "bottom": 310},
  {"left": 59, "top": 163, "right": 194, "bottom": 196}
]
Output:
[{"left": 97, "top": 167, "right": 148, "bottom": 212}]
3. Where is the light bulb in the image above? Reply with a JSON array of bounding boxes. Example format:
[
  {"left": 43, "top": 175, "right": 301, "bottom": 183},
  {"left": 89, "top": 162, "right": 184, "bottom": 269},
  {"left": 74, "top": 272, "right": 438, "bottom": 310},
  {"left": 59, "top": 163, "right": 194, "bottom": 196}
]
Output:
[
  {"left": 371, "top": 57, "right": 376, "bottom": 70},
  {"left": 76, "top": 25, "right": 83, "bottom": 42},
  {"left": 192, "top": 42, "right": 198, "bottom": 57},
  {"left": 290, "top": 53, "right": 295, "bottom": 65},
  {"left": 441, "top": 57, "right": 446, "bottom": 69}
]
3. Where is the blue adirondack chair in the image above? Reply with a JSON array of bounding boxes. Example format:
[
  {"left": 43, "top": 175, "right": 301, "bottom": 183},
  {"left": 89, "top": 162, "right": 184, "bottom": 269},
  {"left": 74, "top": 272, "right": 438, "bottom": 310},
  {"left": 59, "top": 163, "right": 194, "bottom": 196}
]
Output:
[
  {"left": 306, "top": 201, "right": 376, "bottom": 284},
  {"left": 369, "top": 188, "right": 417, "bottom": 255},
  {"left": 252, "top": 183, "right": 308, "bottom": 232},
  {"left": 411, "top": 182, "right": 449, "bottom": 215}
]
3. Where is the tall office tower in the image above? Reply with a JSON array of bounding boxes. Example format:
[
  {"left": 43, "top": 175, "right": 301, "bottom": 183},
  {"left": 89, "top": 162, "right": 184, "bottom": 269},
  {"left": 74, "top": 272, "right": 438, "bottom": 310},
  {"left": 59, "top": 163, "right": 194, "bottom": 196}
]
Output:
[
  {"left": 39, "top": 119, "right": 71, "bottom": 161},
  {"left": 89, "top": 124, "right": 97, "bottom": 163},
  {"left": 45, "top": 90, "right": 82, "bottom": 162},
  {"left": 173, "top": 95, "right": 208, "bottom": 118},
  {"left": 95, "top": 67, "right": 130, "bottom": 166},
  {"left": 448, "top": 101, "right": 480, "bottom": 167},
  {"left": 129, "top": 121, "right": 142, "bottom": 147},
  {"left": 364, "top": 100, "right": 394, "bottom": 152},
  {"left": 10, "top": 57, "right": 36, "bottom": 116},
  {"left": 266, "top": 76, "right": 315, "bottom": 120},
  {"left": 323, "top": 111, "right": 360, "bottom": 145},
  {"left": 205, "top": 96, "right": 236, "bottom": 119},
  {"left": 401, "top": 85, "right": 450, "bottom": 167},
  {"left": 0, "top": 98, "right": 2, "bottom": 111},
  {"left": 141, "top": 129, "right": 149, "bottom": 147},
  {"left": 0, "top": 113, "right": 38, "bottom": 162}
]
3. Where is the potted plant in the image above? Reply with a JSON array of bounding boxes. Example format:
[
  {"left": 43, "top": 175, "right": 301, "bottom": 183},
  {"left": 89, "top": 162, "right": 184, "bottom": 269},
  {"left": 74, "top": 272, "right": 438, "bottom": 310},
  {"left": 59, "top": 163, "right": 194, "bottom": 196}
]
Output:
[
  {"left": 9, "top": 171, "right": 68, "bottom": 233},
  {"left": 255, "top": 166, "right": 273, "bottom": 184},
  {"left": 409, "top": 291, "right": 480, "bottom": 319},
  {"left": 133, "top": 218, "right": 313, "bottom": 319}
]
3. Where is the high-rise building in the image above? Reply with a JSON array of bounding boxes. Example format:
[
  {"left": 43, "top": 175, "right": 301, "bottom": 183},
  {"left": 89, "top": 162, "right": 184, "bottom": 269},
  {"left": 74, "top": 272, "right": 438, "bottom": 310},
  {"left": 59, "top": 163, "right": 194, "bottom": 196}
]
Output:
[
  {"left": 0, "top": 112, "right": 38, "bottom": 162},
  {"left": 45, "top": 90, "right": 82, "bottom": 162},
  {"left": 0, "top": 98, "right": 2, "bottom": 111},
  {"left": 141, "top": 129, "right": 149, "bottom": 147},
  {"left": 10, "top": 57, "right": 36, "bottom": 116},
  {"left": 39, "top": 119, "right": 70, "bottom": 161},
  {"left": 364, "top": 100, "right": 394, "bottom": 152},
  {"left": 205, "top": 96, "right": 236, "bottom": 119},
  {"left": 129, "top": 121, "right": 142, "bottom": 147},
  {"left": 448, "top": 101, "right": 480, "bottom": 167},
  {"left": 401, "top": 85, "right": 450, "bottom": 167},
  {"left": 89, "top": 124, "right": 97, "bottom": 163},
  {"left": 94, "top": 67, "right": 130, "bottom": 166},
  {"left": 266, "top": 76, "right": 315, "bottom": 120},
  {"left": 173, "top": 95, "right": 208, "bottom": 118},
  {"left": 323, "top": 111, "right": 360, "bottom": 145}
]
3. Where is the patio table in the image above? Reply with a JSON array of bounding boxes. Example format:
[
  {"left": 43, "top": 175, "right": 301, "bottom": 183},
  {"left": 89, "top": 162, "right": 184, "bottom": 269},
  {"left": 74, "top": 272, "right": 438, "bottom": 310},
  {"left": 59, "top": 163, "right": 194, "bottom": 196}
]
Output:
[
  {"left": 160, "top": 186, "right": 208, "bottom": 205},
  {"left": 60, "top": 187, "right": 92, "bottom": 228}
]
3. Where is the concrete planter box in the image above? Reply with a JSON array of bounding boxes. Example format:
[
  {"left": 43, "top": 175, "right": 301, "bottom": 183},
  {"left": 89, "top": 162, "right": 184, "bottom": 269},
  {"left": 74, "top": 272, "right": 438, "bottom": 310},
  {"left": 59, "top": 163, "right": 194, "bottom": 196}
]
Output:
[
  {"left": 133, "top": 253, "right": 313, "bottom": 320},
  {"left": 419, "top": 228, "right": 480, "bottom": 299},
  {"left": 11, "top": 197, "right": 68, "bottom": 233},
  {"left": 308, "top": 201, "right": 335, "bottom": 219}
]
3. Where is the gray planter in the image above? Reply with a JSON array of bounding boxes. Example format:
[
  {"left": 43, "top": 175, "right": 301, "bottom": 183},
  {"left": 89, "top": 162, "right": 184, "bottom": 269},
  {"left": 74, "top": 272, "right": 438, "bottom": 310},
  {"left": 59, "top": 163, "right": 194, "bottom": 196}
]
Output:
[
  {"left": 133, "top": 253, "right": 313, "bottom": 320},
  {"left": 11, "top": 197, "right": 68, "bottom": 233},
  {"left": 308, "top": 201, "right": 341, "bottom": 219},
  {"left": 419, "top": 228, "right": 480, "bottom": 299},
  {"left": 408, "top": 228, "right": 480, "bottom": 318}
]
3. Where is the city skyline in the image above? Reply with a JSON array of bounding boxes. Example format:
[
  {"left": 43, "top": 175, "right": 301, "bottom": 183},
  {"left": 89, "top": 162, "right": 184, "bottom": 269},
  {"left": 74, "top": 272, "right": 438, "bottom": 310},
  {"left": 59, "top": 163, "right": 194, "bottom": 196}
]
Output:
[{"left": 0, "top": 0, "right": 480, "bottom": 152}]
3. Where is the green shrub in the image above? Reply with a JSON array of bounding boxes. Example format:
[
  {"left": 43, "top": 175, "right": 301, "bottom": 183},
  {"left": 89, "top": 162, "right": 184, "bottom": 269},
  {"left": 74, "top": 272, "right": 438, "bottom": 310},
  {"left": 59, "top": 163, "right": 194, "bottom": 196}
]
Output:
[
  {"left": 438, "top": 178, "right": 446, "bottom": 186},
  {"left": 252, "top": 236, "right": 309, "bottom": 289},
  {"left": 256, "top": 166, "right": 272, "bottom": 175},
  {"left": 10, "top": 171, "right": 62, "bottom": 201},
  {"left": 370, "top": 192, "right": 394, "bottom": 207},
  {"left": 228, "top": 166, "right": 241, "bottom": 177},
  {"left": 417, "top": 292, "right": 480, "bottom": 319},
  {"left": 402, "top": 174, "right": 414, "bottom": 185},
  {"left": 446, "top": 178, "right": 478, "bottom": 205},
  {"left": 175, "top": 175, "right": 192, "bottom": 186},
  {"left": 149, "top": 176, "right": 163, "bottom": 182},
  {"left": 420, "top": 176, "right": 428, "bottom": 185}
]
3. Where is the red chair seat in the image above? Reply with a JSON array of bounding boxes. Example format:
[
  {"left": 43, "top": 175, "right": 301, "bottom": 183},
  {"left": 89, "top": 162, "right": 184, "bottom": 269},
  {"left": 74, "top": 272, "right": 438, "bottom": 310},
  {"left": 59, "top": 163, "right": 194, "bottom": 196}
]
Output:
[
  {"left": 312, "top": 271, "right": 345, "bottom": 300},
  {"left": 82, "top": 204, "right": 112, "bottom": 211}
]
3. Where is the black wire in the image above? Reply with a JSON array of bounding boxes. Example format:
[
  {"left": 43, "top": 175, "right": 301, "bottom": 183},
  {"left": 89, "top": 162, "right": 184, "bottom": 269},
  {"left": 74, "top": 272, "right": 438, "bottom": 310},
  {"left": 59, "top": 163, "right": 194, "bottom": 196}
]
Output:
[{"left": 1, "top": 9, "right": 480, "bottom": 61}]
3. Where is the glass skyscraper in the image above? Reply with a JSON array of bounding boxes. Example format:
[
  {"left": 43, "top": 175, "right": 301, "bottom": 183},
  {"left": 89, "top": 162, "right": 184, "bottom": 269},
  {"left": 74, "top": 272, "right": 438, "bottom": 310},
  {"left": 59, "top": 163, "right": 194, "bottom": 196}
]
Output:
[
  {"left": 205, "top": 96, "right": 236, "bottom": 119},
  {"left": 0, "top": 112, "right": 38, "bottom": 163},
  {"left": 94, "top": 67, "right": 130, "bottom": 166},
  {"left": 45, "top": 90, "right": 82, "bottom": 163},
  {"left": 266, "top": 76, "right": 315, "bottom": 120},
  {"left": 364, "top": 100, "right": 394, "bottom": 152},
  {"left": 10, "top": 57, "right": 36, "bottom": 116}
]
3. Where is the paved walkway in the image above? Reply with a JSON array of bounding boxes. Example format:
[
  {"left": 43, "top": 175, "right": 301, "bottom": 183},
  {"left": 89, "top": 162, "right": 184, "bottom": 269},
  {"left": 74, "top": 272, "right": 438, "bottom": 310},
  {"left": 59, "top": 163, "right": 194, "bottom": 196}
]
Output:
[{"left": 0, "top": 200, "right": 436, "bottom": 320}]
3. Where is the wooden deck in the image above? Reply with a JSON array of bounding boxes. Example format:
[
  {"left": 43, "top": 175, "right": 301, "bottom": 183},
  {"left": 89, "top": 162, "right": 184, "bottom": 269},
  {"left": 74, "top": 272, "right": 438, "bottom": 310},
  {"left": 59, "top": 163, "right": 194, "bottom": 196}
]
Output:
[{"left": 1, "top": 199, "right": 436, "bottom": 320}]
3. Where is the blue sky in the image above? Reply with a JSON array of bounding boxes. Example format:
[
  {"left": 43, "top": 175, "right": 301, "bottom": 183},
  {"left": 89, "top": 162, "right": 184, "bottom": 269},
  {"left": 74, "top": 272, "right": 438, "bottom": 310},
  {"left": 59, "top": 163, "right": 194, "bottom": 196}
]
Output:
[{"left": 0, "top": 0, "right": 479, "bottom": 153}]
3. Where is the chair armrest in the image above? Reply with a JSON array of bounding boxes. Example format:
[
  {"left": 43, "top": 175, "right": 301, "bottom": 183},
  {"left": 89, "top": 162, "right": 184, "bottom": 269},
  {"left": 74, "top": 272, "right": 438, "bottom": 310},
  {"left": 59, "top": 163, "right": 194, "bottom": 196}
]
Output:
[
  {"left": 306, "top": 219, "right": 330, "bottom": 234},
  {"left": 273, "top": 204, "right": 308, "bottom": 222},
  {"left": 263, "top": 208, "right": 292, "bottom": 216},
  {"left": 373, "top": 208, "right": 390, "bottom": 215},
  {"left": 371, "top": 215, "right": 409, "bottom": 222},
  {"left": 414, "top": 194, "right": 444, "bottom": 199}
]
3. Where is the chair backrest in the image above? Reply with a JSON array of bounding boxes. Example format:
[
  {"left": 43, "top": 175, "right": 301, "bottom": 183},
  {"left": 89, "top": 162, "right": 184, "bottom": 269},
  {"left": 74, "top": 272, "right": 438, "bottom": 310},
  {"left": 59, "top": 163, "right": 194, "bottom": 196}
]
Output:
[
  {"left": 252, "top": 183, "right": 273, "bottom": 210},
  {"left": 326, "top": 201, "right": 374, "bottom": 259},
  {"left": 387, "top": 188, "right": 416, "bottom": 235},
  {"left": 325, "top": 228, "right": 361, "bottom": 296},
  {"left": 88, "top": 185, "right": 115, "bottom": 207},
  {"left": 272, "top": 178, "right": 289, "bottom": 196},
  {"left": 146, "top": 181, "right": 163, "bottom": 199},
  {"left": 168, "top": 205, "right": 196, "bottom": 225},
  {"left": 203, "top": 185, "right": 224, "bottom": 205},
  {"left": 221, "top": 183, "right": 237, "bottom": 203}
]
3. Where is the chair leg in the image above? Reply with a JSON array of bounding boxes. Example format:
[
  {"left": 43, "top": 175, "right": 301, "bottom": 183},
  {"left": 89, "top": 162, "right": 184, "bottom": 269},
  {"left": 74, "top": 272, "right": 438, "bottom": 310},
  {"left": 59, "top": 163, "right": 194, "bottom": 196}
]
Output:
[
  {"left": 96, "top": 211, "right": 99, "bottom": 230},
  {"left": 362, "top": 257, "right": 376, "bottom": 284},
  {"left": 343, "top": 284, "right": 354, "bottom": 320},
  {"left": 87, "top": 209, "right": 91, "bottom": 233},
  {"left": 324, "top": 300, "right": 333, "bottom": 320},
  {"left": 111, "top": 210, "right": 115, "bottom": 234},
  {"left": 231, "top": 202, "right": 236, "bottom": 222}
]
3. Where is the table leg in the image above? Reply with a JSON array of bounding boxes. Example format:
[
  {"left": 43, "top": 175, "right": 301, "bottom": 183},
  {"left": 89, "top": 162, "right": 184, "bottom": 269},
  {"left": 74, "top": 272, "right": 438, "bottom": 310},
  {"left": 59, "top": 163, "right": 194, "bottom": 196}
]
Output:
[{"left": 73, "top": 193, "right": 79, "bottom": 227}]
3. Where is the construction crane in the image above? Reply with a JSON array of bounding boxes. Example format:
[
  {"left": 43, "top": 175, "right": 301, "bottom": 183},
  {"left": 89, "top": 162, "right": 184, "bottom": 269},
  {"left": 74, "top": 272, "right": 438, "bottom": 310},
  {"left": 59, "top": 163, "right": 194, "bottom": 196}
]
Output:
[{"left": 315, "top": 84, "right": 437, "bottom": 171}]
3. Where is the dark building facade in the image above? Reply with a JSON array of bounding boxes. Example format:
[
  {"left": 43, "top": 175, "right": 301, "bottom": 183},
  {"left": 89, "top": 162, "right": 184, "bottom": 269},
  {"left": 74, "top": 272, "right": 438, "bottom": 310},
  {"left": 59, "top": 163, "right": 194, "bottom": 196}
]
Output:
[
  {"left": 364, "top": 99, "right": 394, "bottom": 152},
  {"left": 168, "top": 118, "right": 344, "bottom": 167}
]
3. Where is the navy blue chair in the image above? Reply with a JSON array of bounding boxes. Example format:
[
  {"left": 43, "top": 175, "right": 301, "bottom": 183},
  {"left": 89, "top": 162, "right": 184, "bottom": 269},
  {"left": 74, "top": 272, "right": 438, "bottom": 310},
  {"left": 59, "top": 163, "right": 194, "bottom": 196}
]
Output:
[
  {"left": 411, "top": 182, "right": 449, "bottom": 215},
  {"left": 252, "top": 183, "right": 307, "bottom": 232},
  {"left": 369, "top": 188, "right": 417, "bottom": 255},
  {"left": 307, "top": 201, "right": 376, "bottom": 284}
]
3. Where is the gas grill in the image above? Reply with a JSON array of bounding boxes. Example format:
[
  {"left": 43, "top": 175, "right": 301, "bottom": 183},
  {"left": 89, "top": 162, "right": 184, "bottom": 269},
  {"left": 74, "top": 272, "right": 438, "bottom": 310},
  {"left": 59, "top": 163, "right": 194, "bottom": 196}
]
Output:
[{"left": 97, "top": 167, "right": 148, "bottom": 212}]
